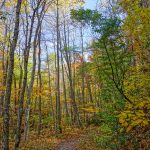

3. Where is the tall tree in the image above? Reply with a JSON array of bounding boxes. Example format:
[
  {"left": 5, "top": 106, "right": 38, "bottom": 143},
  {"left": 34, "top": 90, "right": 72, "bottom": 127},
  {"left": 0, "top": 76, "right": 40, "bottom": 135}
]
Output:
[
  {"left": 55, "top": 0, "right": 62, "bottom": 134},
  {"left": 15, "top": 1, "right": 41, "bottom": 148},
  {"left": 2, "top": 0, "right": 22, "bottom": 149}
]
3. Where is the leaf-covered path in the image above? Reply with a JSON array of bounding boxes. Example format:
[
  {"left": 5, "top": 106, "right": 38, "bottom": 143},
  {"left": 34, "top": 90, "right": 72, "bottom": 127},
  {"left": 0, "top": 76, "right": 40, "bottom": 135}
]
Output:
[
  {"left": 54, "top": 127, "right": 100, "bottom": 150},
  {"left": 55, "top": 137, "right": 81, "bottom": 150}
]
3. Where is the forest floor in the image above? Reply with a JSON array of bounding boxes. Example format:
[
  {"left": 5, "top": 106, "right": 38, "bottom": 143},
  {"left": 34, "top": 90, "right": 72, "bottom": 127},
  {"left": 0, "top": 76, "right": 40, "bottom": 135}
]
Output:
[
  {"left": 0, "top": 119, "right": 101, "bottom": 149},
  {"left": 17, "top": 126, "right": 100, "bottom": 150},
  {"left": 0, "top": 123, "right": 100, "bottom": 149},
  {"left": 54, "top": 127, "right": 100, "bottom": 150}
]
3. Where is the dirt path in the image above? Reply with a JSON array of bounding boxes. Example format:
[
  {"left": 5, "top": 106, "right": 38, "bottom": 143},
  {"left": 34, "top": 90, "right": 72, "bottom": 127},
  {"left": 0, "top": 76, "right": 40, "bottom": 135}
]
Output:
[
  {"left": 54, "top": 127, "right": 100, "bottom": 150},
  {"left": 54, "top": 137, "right": 81, "bottom": 150},
  {"left": 54, "top": 137, "right": 83, "bottom": 150}
]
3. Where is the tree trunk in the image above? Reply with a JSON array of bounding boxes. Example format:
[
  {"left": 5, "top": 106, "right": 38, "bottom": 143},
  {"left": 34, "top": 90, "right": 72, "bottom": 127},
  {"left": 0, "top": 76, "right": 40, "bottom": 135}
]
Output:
[
  {"left": 55, "top": 0, "right": 62, "bottom": 134},
  {"left": 15, "top": 4, "right": 38, "bottom": 149},
  {"left": 2, "top": 0, "right": 22, "bottom": 149},
  {"left": 46, "top": 44, "right": 55, "bottom": 123},
  {"left": 24, "top": 3, "right": 45, "bottom": 139},
  {"left": 61, "top": 47, "right": 70, "bottom": 122},
  {"left": 37, "top": 28, "right": 42, "bottom": 135}
]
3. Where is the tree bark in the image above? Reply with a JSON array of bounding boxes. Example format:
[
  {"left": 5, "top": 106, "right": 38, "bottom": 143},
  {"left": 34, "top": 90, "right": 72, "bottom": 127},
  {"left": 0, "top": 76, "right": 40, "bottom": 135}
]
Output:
[
  {"left": 55, "top": 0, "right": 62, "bottom": 134},
  {"left": 37, "top": 28, "right": 42, "bottom": 135},
  {"left": 2, "top": 0, "right": 22, "bottom": 149},
  {"left": 24, "top": 1, "right": 45, "bottom": 139},
  {"left": 15, "top": 4, "right": 38, "bottom": 149}
]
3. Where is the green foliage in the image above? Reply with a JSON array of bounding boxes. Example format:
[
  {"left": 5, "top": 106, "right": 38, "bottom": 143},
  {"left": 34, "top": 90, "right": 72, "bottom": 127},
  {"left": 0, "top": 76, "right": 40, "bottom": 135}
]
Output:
[
  {"left": 42, "top": 116, "right": 53, "bottom": 126},
  {"left": 98, "top": 111, "right": 117, "bottom": 127},
  {"left": 87, "top": 113, "right": 102, "bottom": 126},
  {"left": 100, "top": 124, "right": 112, "bottom": 135},
  {"left": 71, "top": 8, "right": 101, "bottom": 25},
  {"left": 71, "top": 5, "right": 150, "bottom": 149},
  {"left": 94, "top": 135, "right": 112, "bottom": 149}
]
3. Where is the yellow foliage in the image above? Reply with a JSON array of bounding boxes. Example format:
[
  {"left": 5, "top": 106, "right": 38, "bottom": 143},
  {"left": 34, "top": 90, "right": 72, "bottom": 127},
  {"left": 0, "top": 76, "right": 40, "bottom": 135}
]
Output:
[
  {"left": 118, "top": 100, "right": 150, "bottom": 133},
  {"left": 124, "top": 65, "right": 150, "bottom": 102},
  {"left": 5, "top": 0, "right": 28, "bottom": 7},
  {"left": 81, "top": 107, "right": 99, "bottom": 113},
  {"left": 119, "top": 0, "right": 150, "bottom": 65}
]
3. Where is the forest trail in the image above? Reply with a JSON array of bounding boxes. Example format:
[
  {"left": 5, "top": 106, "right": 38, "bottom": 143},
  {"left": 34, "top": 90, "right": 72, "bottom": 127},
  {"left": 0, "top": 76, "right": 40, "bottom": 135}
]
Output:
[
  {"left": 16, "top": 127, "right": 100, "bottom": 150},
  {"left": 54, "top": 127, "right": 100, "bottom": 150},
  {"left": 54, "top": 137, "right": 81, "bottom": 150},
  {"left": 1, "top": 0, "right": 149, "bottom": 150}
]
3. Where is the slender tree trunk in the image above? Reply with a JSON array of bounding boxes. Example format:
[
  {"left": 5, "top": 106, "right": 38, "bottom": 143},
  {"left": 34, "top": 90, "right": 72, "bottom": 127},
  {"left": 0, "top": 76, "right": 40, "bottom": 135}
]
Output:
[
  {"left": 64, "top": 49, "right": 81, "bottom": 126},
  {"left": 80, "top": 26, "right": 86, "bottom": 122},
  {"left": 24, "top": 4, "right": 45, "bottom": 139},
  {"left": 46, "top": 45, "right": 55, "bottom": 123},
  {"left": 13, "top": 75, "right": 17, "bottom": 114},
  {"left": 37, "top": 29, "right": 42, "bottom": 135},
  {"left": 15, "top": 4, "right": 38, "bottom": 149},
  {"left": 0, "top": 24, "right": 8, "bottom": 116},
  {"left": 55, "top": 0, "right": 62, "bottom": 134},
  {"left": 61, "top": 49, "right": 69, "bottom": 122},
  {"left": 86, "top": 80, "right": 93, "bottom": 104},
  {"left": 62, "top": 19, "right": 81, "bottom": 127},
  {"left": 2, "top": 1, "right": 22, "bottom": 149}
]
